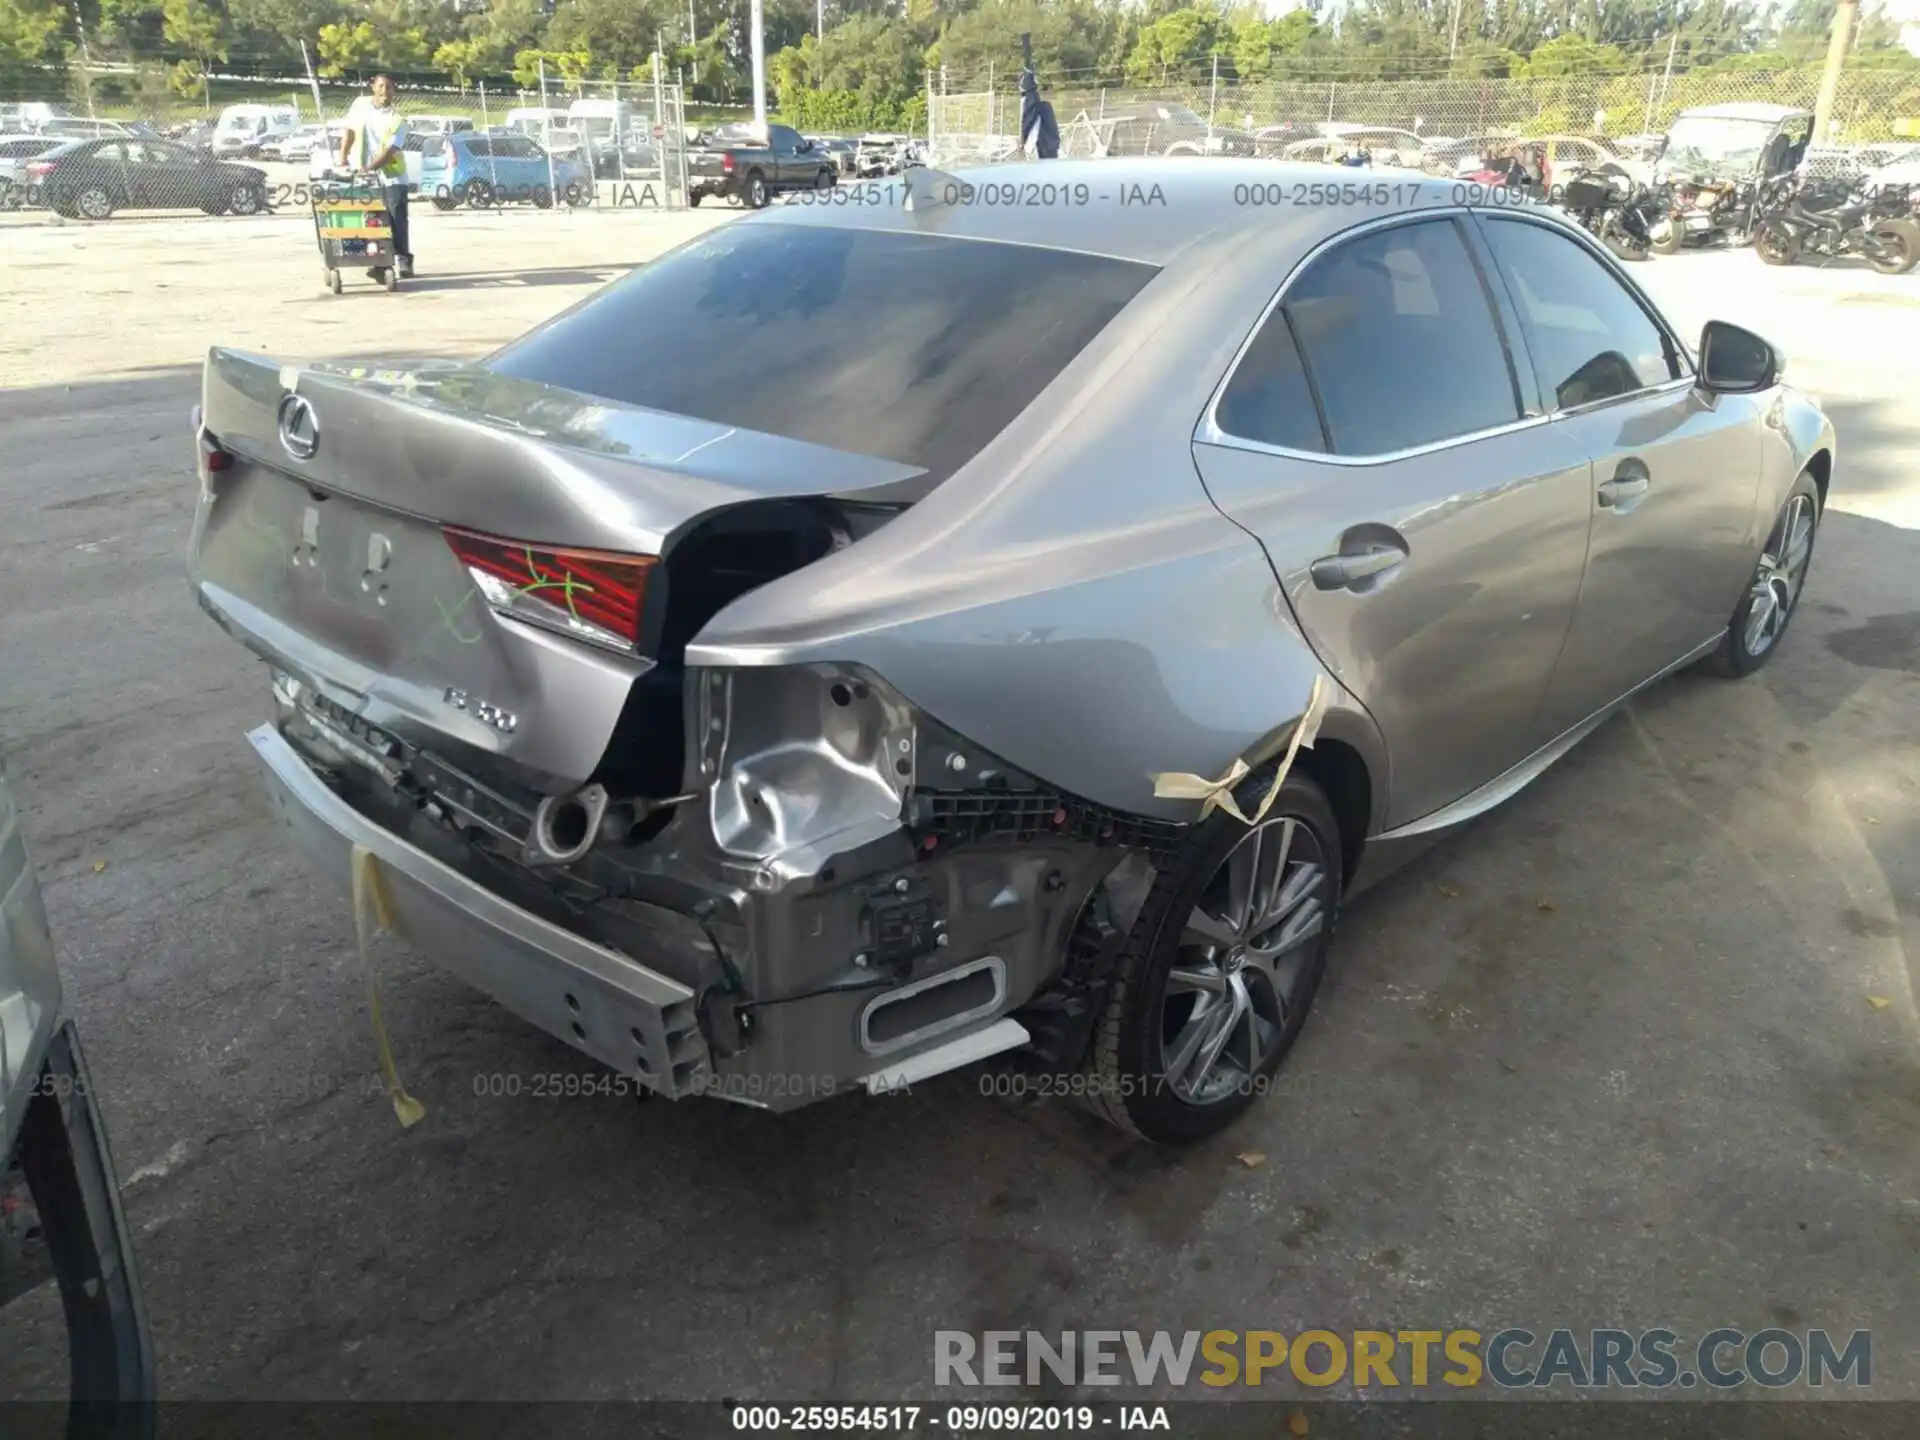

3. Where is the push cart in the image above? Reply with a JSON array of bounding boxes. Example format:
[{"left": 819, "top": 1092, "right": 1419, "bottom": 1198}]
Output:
[{"left": 311, "top": 172, "right": 401, "bottom": 294}]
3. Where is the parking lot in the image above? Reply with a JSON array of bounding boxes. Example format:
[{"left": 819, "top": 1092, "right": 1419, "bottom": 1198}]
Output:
[{"left": 0, "top": 201, "right": 1916, "bottom": 1406}]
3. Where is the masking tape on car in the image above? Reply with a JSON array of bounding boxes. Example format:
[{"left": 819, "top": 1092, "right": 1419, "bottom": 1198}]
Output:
[
  {"left": 349, "top": 844, "right": 428, "bottom": 1129},
  {"left": 1151, "top": 673, "right": 1331, "bottom": 827}
]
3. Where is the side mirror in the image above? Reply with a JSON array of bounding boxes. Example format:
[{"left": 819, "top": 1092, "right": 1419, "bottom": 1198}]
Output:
[{"left": 1697, "top": 320, "right": 1779, "bottom": 393}]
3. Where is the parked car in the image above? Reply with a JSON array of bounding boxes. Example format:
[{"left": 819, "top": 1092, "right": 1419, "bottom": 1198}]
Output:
[
  {"left": 1528, "top": 132, "right": 1651, "bottom": 187},
  {"left": 1, "top": 760, "right": 155, "bottom": 1416},
  {"left": 853, "top": 132, "right": 919, "bottom": 176},
  {"left": 688, "top": 122, "right": 837, "bottom": 206},
  {"left": 264, "top": 124, "right": 340, "bottom": 165},
  {"left": 407, "top": 114, "right": 475, "bottom": 138},
  {"left": 808, "top": 134, "right": 859, "bottom": 175},
  {"left": 0, "top": 132, "right": 60, "bottom": 195},
  {"left": 210, "top": 103, "right": 301, "bottom": 159},
  {"left": 36, "top": 116, "right": 138, "bottom": 140},
  {"left": 27, "top": 137, "right": 269, "bottom": 219},
  {"left": 1419, "top": 131, "right": 1522, "bottom": 175},
  {"left": 420, "top": 130, "right": 593, "bottom": 209},
  {"left": 1311, "top": 124, "right": 1426, "bottom": 169},
  {"left": 1097, "top": 104, "right": 1256, "bottom": 157},
  {"left": 187, "top": 159, "right": 1832, "bottom": 1145}
]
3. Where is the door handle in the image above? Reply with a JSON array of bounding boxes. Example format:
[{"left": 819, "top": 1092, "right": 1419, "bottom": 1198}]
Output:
[
  {"left": 1310, "top": 544, "right": 1406, "bottom": 591},
  {"left": 1597, "top": 464, "right": 1650, "bottom": 510}
]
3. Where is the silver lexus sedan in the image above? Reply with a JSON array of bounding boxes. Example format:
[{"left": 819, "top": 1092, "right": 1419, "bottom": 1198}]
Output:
[{"left": 188, "top": 161, "right": 1832, "bottom": 1144}]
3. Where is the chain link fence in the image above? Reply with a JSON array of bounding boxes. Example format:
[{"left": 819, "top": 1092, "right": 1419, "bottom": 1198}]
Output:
[
  {"left": 929, "top": 63, "right": 1920, "bottom": 169},
  {"left": 2, "top": 65, "right": 694, "bottom": 217}
]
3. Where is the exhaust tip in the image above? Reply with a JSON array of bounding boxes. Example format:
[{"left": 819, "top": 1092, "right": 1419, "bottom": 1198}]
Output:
[{"left": 528, "top": 784, "right": 609, "bottom": 866}]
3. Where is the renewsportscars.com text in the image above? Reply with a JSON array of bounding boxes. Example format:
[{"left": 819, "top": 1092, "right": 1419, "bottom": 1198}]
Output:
[{"left": 935, "top": 1328, "right": 1871, "bottom": 1390}]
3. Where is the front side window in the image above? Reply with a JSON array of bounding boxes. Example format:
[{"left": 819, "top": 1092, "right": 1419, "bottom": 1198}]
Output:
[
  {"left": 1480, "top": 217, "right": 1678, "bottom": 410},
  {"left": 1276, "top": 218, "right": 1522, "bottom": 456}
]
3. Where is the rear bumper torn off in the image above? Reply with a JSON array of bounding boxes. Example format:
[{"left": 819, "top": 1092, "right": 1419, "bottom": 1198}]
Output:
[{"left": 247, "top": 723, "right": 714, "bottom": 1098}]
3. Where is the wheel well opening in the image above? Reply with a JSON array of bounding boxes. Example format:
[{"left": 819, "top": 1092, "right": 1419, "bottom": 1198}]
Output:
[
  {"left": 1294, "top": 741, "right": 1370, "bottom": 892},
  {"left": 1806, "top": 449, "right": 1832, "bottom": 512}
]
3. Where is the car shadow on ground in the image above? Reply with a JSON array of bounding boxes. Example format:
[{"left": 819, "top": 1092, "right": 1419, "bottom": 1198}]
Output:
[{"left": 367, "top": 265, "right": 633, "bottom": 293}]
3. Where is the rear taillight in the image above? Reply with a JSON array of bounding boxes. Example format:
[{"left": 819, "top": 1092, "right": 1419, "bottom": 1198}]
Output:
[
  {"left": 26, "top": 161, "right": 54, "bottom": 178},
  {"left": 722, "top": 152, "right": 734, "bottom": 172},
  {"left": 443, "top": 528, "right": 654, "bottom": 654}
]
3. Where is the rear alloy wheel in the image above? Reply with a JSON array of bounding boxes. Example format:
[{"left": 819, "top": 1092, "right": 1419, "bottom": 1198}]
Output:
[
  {"left": 466, "top": 179, "right": 494, "bottom": 209},
  {"left": 531, "top": 184, "right": 553, "bottom": 209},
  {"left": 1647, "top": 216, "right": 1684, "bottom": 254},
  {"left": 228, "top": 184, "right": 265, "bottom": 216},
  {"left": 75, "top": 185, "right": 116, "bottom": 220},
  {"left": 1709, "top": 472, "right": 1819, "bottom": 679},
  {"left": 1867, "top": 220, "right": 1919, "bottom": 275},
  {"left": 1090, "top": 771, "right": 1340, "bottom": 1144}
]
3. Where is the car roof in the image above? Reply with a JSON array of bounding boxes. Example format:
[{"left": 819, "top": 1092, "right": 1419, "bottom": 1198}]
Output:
[
  {"left": 1676, "top": 103, "right": 1811, "bottom": 122},
  {"left": 758, "top": 158, "right": 1537, "bottom": 268}
]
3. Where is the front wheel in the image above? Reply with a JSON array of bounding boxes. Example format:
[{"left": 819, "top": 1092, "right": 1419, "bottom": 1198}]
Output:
[
  {"left": 1754, "top": 220, "right": 1799, "bottom": 267},
  {"left": 814, "top": 168, "right": 834, "bottom": 190},
  {"left": 531, "top": 184, "right": 553, "bottom": 209},
  {"left": 1707, "top": 472, "right": 1820, "bottom": 679},
  {"left": 1088, "top": 770, "right": 1341, "bottom": 1144},
  {"left": 1866, "top": 219, "right": 1919, "bottom": 275},
  {"left": 1647, "top": 216, "right": 1684, "bottom": 254},
  {"left": 744, "top": 171, "right": 770, "bottom": 209}
]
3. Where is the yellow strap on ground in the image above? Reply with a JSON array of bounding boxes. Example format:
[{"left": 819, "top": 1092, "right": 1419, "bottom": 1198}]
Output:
[
  {"left": 1151, "top": 673, "right": 1332, "bottom": 828},
  {"left": 349, "top": 844, "right": 427, "bottom": 1129}
]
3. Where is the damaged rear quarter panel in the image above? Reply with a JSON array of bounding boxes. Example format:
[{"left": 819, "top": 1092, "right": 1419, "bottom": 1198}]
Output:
[{"left": 681, "top": 219, "right": 1390, "bottom": 825}]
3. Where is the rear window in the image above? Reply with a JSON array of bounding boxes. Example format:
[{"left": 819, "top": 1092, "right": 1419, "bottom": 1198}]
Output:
[{"left": 485, "top": 223, "right": 1156, "bottom": 486}]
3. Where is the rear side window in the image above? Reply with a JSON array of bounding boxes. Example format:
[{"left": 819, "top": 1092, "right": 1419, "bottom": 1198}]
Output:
[
  {"left": 486, "top": 223, "right": 1157, "bottom": 487},
  {"left": 464, "top": 137, "right": 493, "bottom": 158},
  {"left": 1282, "top": 218, "right": 1521, "bottom": 456}
]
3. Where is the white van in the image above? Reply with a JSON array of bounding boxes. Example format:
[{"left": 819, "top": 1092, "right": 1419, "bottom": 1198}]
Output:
[
  {"left": 408, "top": 115, "right": 475, "bottom": 137},
  {"left": 212, "top": 103, "right": 301, "bottom": 159},
  {"left": 566, "top": 98, "right": 645, "bottom": 149},
  {"left": 505, "top": 107, "right": 569, "bottom": 141}
]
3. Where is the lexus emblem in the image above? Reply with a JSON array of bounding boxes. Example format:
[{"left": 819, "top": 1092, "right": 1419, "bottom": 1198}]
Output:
[{"left": 277, "top": 394, "right": 320, "bottom": 461}]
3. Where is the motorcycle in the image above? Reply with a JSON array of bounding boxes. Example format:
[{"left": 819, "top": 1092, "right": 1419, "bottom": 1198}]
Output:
[
  {"left": 1556, "top": 168, "right": 1661, "bottom": 261},
  {"left": 1752, "top": 176, "right": 1920, "bottom": 275},
  {"left": 1646, "top": 172, "right": 1798, "bottom": 253}
]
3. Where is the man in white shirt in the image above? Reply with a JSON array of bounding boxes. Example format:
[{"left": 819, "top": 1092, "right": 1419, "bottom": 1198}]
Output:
[{"left": 337, "top": 73, "right": 413, "bottom": 280}]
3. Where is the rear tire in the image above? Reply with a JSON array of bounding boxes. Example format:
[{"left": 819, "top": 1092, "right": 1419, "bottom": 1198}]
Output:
[
  {"left": 531, "top": 184, "right": 553, "bottom": 209},
  {"left": 228, "top": 184, "right": 264, "bottom": 216},
  {"left": 466, "top": 179, "right": 494, "bottom": 209},
  {"left": 1706, "top": 470, "right": 1820, "bottom": 679},
  {"left": 326, "top": 267, "right": 342, "bottom": 294},
  {"left": 1867, "top": 219, "right": 1919, "bottom": 275},
  {"left": 1089, "top": 769, "right": 1342, "bottom": 1145},
  {"left": 75, "top": 185, "right": 115, "bottom": 220},
  {"left": 688, "top": 190, "right": 703, "bottom": 207},
  {"left": 1648, "top": 216, "right": 1684, "bottom": 254}
]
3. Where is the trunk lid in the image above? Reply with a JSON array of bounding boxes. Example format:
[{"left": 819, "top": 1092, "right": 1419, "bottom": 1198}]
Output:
[{"left": 189, "top": 348, "right": 922, "bottom": 790}]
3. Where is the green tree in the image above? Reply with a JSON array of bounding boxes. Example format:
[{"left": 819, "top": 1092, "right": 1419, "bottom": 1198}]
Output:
[
  {"left": 0, "top": 0, "right": 64, "bottom": 95},
  {"left": 1125, "top": 8, "right": 1222, "bottom": 86},
  {"left": 161, "top": 0, "right": 225, "bottom": 101}
]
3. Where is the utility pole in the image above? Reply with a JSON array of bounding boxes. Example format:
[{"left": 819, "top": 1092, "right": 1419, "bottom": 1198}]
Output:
[
  {"left": 749, "top": 0, "right": 766, "bottom": 126},
  {"left": 1448, "top": 0, "right": 1463, "bottom": 62},
  {"left": 817, "top": 0, "right": 824, "bottom": 44},
  {"left": 1812, "top": 0, "right": 1858, "bottom": 144}
]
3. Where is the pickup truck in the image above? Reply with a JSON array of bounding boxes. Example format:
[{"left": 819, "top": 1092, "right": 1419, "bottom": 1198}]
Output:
[{"left": 687, "top": 122, "right": 838, "bottom": 208}]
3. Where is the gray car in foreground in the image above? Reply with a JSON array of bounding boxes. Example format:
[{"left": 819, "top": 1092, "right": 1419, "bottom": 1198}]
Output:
[
  {"left": 186, "top": 160, "right": 1833, "bottom": 1144},
  {"left": 1, "top": 765, "right": 154, "bottom": 1426}
]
